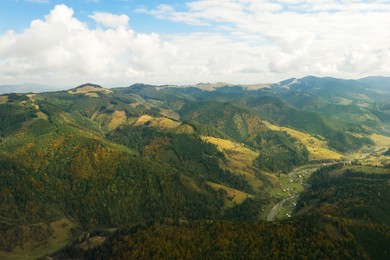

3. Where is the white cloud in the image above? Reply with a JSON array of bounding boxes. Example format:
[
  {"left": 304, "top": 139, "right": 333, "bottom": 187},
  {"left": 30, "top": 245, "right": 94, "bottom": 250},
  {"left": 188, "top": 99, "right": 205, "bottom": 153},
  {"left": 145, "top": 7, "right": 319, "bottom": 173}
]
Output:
[
  {"left": 142, "top": 0, "right": 390, "bottom": 80},
  {"left": 0, "top": 4, "right": 179, "bottom": 86},
  {"left": 1, "top": 1, "right": 390, "bottom": 87},
  {"left": 89, "top": 12, "right": 130, "bottom": 29}
]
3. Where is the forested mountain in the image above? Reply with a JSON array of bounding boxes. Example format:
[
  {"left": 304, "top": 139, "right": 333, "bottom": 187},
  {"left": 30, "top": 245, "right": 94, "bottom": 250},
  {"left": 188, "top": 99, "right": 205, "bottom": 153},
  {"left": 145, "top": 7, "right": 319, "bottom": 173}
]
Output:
[
  {"left": 0, "top": 77, "right": 389, "bottom": 259},
  {"left": 359, "top": 76, "right": 390, "bottom": 94},
  {"left": 59, "top": 164, "right": 390, "bottom": 260}
]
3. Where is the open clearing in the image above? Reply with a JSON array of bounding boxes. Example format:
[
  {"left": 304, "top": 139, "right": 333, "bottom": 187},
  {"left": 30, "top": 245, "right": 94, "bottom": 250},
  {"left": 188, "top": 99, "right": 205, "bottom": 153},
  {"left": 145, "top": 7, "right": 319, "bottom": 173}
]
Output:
[
  {"left": 68, "top": 85, "right": 111, "bottom": 97},
  {"left": 135, "top": 115, "right": 181, "bottom": 129},
  {"left": 0, "top": 217, "right": 75, "bottom": 260},
  {"left": 344, "top": 135, "right": 390, "bottom": 166},
  {"left": 371, "top": 134, "right": 390, "bottom": 147},
  {"left": 108, "top": 110, "right": 127, "bottom": 130},
  {"left": 0, "top": 95, "right": 8, "bottom": 104},
  {"left": 202, "top": 136, "right": 263, "bottom": 191},
  {"left": 207, "top": 181, "right": 252, "bottom": 208},
  {"left": 201, "top": 136, "right": 259, "bottom": 169},
  {"left": 264, "top": 121, "right": 342, "bottom": 161}
]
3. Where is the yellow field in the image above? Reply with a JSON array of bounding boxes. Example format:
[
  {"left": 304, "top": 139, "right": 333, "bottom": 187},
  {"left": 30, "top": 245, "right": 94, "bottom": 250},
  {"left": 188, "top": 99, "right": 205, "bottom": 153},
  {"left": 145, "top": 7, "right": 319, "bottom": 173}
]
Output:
[
  {"left": 202, "top": 136, "right": 258, "bottom": 162},
  {"left": 371, "top": 134, "right": 390, "bottom": 147},
  {"left": 135, "top": 115, "right": 181, "bottom": 129},
  {"left": 0, "top": 95, "right": 8, "bottom": 104},
  {"left": 202, "top": 136, "right": 263, "bottom": 190},
  {"left": 340, "top": 134, "right": 390, "bottom": 166},
  {"left": 36, "top": 111, "right": 49, "bottom": 120},
  {"left": 68, "top": 85, "right": 111, "bottom": 96},
  {"left": 264, "top": 121, "right": 342, "bottom": 161},
  {"left": 207, "top": 181, "right": 252, "bottom": 207},
  {"left": 108, "top": 110, "right": 127, "bottom": 130},
  {"left": 85, "top": 92, "right": 100, "bottom": 98}
]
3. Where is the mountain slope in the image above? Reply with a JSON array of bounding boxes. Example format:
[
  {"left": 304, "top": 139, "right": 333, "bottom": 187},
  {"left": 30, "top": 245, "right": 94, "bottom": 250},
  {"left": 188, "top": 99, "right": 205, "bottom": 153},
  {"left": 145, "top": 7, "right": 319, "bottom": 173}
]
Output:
[{"left": 1, "top": 77, "right": 390, "bottom": 258}]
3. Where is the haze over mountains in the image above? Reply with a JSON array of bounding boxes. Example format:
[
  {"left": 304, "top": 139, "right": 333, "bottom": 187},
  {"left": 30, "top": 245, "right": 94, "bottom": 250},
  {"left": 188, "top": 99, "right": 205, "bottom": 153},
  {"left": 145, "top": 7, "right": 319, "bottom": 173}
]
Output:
[
  {"left": 0, "top": 83, "right": 62, "bottom": 95},
  {"left": 0, "top": 75, "right": 389, "bottom": 259},
  {"left": 1, "top": 75, "right": 390, "bottom": 95}
]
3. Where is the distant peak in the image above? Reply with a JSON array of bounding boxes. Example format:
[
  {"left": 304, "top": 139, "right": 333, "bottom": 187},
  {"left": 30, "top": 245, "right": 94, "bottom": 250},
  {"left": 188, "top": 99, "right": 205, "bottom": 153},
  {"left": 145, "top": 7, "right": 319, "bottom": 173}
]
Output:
[
  {"left": 68, "top": 83, "right": 111, "bottom": 97},
  {"left": 193, "top": 82, "right": 231, "bottom": 91},
  {"left": 301, "top": 75, "right": 320, "bottom": 80},
  {"left": 74, "top": 83, "right": 103, "bottom": 90},
  {"left": 278, "top": 78, "right": 298, "bottom": 89}
]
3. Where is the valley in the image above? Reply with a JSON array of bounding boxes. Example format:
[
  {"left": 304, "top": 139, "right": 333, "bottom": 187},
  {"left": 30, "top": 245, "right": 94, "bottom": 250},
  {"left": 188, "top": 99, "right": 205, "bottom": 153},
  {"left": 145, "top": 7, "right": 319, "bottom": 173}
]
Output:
[
  {"left": 1, "top": 0, "right": 390, "bottom": 257},
  {"left": 265, "top": 164, "right": 318, "bottom": 221},
  {"left": 0, "top": 76, "right": 389, "bottom": 259},
  {"left": 265, "top": 141, "right": 390, "bottom": 222}
]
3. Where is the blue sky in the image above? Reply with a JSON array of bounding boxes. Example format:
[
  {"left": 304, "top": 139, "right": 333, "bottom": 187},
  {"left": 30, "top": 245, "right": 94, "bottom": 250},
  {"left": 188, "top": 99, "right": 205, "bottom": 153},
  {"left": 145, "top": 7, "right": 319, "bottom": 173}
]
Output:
[
  {"left": 1, "top": 0, "right": 390, "bottom": 87},
  {"left": 0, "top": 0, "right": 198, "bottom": 34}
]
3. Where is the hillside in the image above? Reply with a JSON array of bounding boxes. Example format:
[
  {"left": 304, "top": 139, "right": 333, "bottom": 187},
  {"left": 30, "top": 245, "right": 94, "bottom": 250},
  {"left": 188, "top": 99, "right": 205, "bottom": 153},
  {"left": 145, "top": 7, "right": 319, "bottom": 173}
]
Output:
[
  {"left": 58, "top": 164, "right": 390, "bottom": 260},
  {"left": 0, "top": 77, "right": 390, "bottom": 259},
  {"left": 58, "top": 215, "right": 368, "bottom": 259},
  {"left": 294, "top": 164, "right": 390, "bottom": 259}
]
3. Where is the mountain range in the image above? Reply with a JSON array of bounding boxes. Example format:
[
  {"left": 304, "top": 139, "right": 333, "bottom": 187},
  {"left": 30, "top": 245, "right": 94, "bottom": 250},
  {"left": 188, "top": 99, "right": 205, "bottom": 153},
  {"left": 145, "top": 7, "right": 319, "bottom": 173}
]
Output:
[{"left": 0, "top": 76, "right": 389, "bottom": 259}]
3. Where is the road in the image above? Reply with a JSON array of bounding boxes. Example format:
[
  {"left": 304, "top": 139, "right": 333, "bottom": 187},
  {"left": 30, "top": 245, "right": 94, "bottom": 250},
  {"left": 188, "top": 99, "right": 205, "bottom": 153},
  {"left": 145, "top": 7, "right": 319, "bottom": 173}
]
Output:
[
  {"left": 265, "top": 164, "right": 322, "bottom": 221},
  {"left": 266, "top": 196, "right": 296, "bottom": 221}
]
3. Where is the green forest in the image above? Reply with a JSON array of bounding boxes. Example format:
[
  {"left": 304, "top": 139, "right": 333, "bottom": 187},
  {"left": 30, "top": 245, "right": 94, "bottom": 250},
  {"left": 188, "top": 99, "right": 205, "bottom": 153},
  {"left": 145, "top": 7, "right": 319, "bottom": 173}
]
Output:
[{"left": 0, "top": 77, "right": 389, "bottom": 259}]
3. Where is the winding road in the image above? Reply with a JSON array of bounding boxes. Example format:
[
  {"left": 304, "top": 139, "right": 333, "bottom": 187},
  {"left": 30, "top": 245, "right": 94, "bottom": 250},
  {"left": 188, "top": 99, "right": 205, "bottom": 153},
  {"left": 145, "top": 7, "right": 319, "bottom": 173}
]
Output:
[{"left": 266, "top": 195, "right": 296, "bottom": 221}]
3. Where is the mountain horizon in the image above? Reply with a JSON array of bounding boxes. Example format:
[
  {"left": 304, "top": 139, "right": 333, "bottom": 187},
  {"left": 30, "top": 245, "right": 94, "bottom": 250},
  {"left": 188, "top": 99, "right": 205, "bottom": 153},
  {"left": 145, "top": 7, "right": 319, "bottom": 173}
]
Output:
[
  {"left": 1, "top": 74, "right": 389, "bottom": 259},
  {"left": 2, "top": 1, "right": 390, "bottom": 258},
  {"left": 1, "top": 75, "right": 389, "bottom": 95}
]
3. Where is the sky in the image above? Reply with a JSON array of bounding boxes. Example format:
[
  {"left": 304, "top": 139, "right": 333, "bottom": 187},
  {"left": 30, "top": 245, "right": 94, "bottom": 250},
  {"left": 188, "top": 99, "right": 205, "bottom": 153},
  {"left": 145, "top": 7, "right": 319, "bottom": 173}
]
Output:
[{"left": 0, "top": 0, "right": 390, "bottom": 88}]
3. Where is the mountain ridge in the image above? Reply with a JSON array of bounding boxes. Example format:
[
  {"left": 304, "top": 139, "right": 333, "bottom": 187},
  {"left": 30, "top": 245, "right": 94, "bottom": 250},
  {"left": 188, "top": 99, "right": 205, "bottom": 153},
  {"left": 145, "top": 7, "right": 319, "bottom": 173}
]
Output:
[
  {"left": 1, "top": 76, "right": 390, "bottom": 259},
  {"left": 2, "top": 75, "right": 389, "bottom": 95}
]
